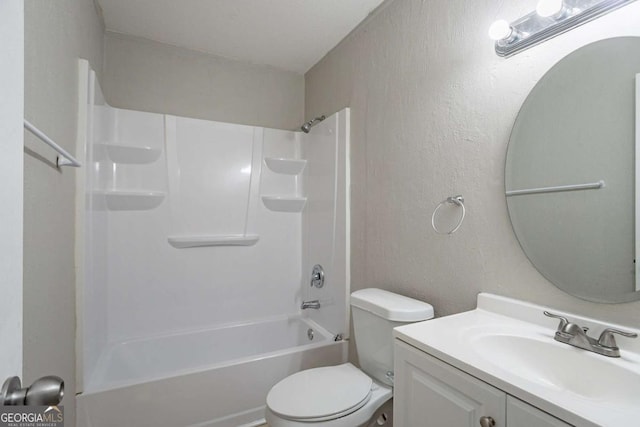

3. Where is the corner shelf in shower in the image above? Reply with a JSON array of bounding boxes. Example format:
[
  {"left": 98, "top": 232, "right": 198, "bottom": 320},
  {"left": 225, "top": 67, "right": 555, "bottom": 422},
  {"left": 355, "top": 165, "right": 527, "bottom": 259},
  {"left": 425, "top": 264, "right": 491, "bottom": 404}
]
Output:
[
  {"left": 98, "top": 190, "right": 166, "bottom": 211},
  {"left": 96, "top": 143, "right": 162, "bottom": 164},
  {"left": 167, "top": 234, "right": 259, "bottom": 248},
  {"left": 261, "top": 196, "right": 307, "bottom": 212},
  {"left": 264, "top": 157, "right": 307, "bottom": 175}
]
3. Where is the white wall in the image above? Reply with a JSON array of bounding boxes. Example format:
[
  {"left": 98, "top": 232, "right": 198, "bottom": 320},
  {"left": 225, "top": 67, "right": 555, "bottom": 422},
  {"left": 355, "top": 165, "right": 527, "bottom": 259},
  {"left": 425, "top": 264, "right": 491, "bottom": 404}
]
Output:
[
  {"left": 103, "top": 32, "right": 305, "bottom": 131},
  {"left": 24, "top": 0, "right": 104, "bottom": 424},
  {"left": 305, "top": 0, "right": 640, "bottom": 327},
  {"left": 0, "top": 0, "right": 23, "bottom": 383}
]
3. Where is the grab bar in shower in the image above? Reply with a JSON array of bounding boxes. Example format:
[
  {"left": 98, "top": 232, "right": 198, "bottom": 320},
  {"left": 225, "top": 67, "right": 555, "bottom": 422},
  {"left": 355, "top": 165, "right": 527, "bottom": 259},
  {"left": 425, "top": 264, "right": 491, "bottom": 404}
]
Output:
[
  {"left": 505, "top": 180, "right": 605, "bottom": 197},
  {"left": 24, "top": 119, "right": 81, "bottom": 167}
]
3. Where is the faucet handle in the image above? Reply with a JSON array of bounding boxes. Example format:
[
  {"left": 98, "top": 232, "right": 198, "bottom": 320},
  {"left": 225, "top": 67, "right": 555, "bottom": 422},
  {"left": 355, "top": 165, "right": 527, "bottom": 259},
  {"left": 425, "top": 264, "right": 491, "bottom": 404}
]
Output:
[
  {"left": 597, "top": 328, "right": 638, "bottom": 348},
  {"left": 544, "top": 311, "right": 569, "bottom": 332}
]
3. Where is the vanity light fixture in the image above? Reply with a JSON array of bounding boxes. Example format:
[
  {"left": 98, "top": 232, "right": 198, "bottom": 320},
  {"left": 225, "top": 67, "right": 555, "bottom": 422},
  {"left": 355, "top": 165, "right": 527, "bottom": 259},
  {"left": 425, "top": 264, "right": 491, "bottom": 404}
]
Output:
[
  {"left": 536, "top": 0, "right": 567, "bottom": 18},
  {"left": 490, "top": 0, "right": 637, "bottom": 57},
  {"left": 488, "top": 20, "right": 514, "bottom": 41}
]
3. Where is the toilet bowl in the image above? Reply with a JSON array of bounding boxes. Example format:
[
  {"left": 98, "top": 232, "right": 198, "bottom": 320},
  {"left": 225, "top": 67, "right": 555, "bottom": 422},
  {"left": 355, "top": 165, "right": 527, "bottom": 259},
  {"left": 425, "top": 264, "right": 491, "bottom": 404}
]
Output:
[
  {"left": 265, "top": 289, "right": 434, "bottom": 426},
  {"left": 266, "top": 363, "right": 392, "bottom": 427}
]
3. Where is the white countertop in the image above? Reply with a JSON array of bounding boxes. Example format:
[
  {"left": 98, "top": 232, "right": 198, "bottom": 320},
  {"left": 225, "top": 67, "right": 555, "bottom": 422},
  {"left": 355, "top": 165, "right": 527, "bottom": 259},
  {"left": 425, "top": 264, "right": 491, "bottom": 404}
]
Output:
[{"left": 393, "top": 293, "right": 640, "bottom": 427}]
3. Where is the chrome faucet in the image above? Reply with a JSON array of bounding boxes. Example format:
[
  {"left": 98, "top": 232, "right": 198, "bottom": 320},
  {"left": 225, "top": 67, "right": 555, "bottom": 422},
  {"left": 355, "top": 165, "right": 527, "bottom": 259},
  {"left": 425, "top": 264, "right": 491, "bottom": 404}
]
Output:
[
  {"left": 544, "top": 311, "right": 637, "bottom": 358},
  {"left": 301, "top": 300, "right": 321, "bottom": 310}
]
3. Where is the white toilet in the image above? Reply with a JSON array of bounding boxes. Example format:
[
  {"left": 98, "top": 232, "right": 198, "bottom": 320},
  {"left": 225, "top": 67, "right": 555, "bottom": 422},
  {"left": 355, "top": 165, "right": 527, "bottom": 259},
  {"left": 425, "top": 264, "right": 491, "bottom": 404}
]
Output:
[{"left": 265, "top": 288, "right": 434, "bottom": 427}]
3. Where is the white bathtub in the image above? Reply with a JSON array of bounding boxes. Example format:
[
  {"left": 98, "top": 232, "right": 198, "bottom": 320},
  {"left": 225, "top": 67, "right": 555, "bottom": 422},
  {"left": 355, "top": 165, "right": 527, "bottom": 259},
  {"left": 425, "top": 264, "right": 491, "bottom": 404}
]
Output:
[{"left": 77, "top": 315, "right": 347, "bottom": 427}]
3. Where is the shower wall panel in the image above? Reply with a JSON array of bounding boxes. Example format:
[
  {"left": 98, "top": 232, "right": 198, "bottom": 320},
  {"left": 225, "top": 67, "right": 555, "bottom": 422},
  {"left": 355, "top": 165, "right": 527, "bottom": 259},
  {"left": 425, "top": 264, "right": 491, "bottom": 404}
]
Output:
[
  {"left": 82, "top": 73, "right": 305, "bottom": 387},
  {"left": 301, "top": 109, "right": 351, "bottom": 339},
  {"left": 105, "top": 120, "right": 302, "bottom": 344},
  {"left": 80, "top": 70, "right": 349, "bottom": 394}
]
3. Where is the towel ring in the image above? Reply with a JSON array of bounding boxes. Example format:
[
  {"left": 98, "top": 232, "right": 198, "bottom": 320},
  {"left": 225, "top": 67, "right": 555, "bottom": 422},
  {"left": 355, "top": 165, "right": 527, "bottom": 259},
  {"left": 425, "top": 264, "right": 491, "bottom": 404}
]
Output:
[{"left": 431, "top": 195, "right": 465, "bottom": 235}]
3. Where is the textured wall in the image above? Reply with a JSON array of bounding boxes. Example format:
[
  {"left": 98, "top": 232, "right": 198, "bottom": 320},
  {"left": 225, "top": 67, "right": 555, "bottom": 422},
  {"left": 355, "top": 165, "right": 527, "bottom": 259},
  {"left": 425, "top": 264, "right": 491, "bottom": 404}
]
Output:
[
  {"left": 305, "top": 0, "right": 640, "bottom": 327},
  {"left": 103, "top": 32, "right": 305, "bottom": 131},
  {"left": 24, "top": 0, "right": 104, "bottom": 424}
]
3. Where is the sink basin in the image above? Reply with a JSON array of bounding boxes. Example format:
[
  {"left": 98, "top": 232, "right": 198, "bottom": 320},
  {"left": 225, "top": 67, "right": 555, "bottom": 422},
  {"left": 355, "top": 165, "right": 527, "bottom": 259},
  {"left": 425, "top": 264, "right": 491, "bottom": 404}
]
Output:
[{"left": 470, "top": 333, "right": 640, "bottom": 407}]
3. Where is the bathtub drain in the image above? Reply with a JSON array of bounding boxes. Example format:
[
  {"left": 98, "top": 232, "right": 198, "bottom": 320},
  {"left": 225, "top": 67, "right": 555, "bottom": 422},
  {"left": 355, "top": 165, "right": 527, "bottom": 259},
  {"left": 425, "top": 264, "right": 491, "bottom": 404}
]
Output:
[{"left": 307, "top": 328, "right": 314, "bottom": 341}]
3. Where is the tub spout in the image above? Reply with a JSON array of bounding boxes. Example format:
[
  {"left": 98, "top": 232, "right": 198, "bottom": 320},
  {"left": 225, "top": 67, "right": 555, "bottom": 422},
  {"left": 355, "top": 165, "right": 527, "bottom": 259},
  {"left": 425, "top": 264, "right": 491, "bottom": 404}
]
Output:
[{"left": 301, "top": 300, "right": 321, "bottom": 310}]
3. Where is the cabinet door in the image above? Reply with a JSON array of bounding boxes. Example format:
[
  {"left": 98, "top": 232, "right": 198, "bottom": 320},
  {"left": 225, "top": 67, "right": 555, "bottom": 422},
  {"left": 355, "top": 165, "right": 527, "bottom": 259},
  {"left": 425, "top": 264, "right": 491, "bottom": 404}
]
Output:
[
  {"left": 507, "top": 396, "right": 573, "bottom": 427},
  {"left": 394, "top": 340, "right": 506, "bottom": 427}
]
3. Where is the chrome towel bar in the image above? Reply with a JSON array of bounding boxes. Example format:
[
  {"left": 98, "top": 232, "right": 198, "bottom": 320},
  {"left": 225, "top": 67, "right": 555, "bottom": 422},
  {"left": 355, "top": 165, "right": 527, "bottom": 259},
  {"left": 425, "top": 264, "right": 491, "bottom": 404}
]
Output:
[{"left": 24, "top": 119, "right": 81, "bottom": 167}]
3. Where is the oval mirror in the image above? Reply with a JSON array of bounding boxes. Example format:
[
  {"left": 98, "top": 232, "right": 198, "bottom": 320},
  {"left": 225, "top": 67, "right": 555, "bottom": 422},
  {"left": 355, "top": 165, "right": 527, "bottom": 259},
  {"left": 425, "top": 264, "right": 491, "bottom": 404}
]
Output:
[{"left": 505, "top": 37, "right": 640, "bottom": 303}]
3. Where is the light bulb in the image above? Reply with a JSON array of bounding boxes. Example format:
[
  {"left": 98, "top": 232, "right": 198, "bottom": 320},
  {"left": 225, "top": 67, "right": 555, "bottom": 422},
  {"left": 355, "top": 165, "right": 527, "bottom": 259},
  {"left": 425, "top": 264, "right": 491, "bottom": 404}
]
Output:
[
  {"left": 536, "top": 0, "right": 564, "bottom": 17},
  {"left": 488, "top": 20, "right": 513, "bottom": 41}
]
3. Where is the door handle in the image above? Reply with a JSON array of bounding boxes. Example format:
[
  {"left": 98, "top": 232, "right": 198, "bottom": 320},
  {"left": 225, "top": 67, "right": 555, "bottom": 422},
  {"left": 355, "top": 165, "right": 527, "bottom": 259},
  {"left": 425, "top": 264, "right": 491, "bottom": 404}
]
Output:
[
  {"left": 479, "top": 416, "right": 496, "bottom": 427},
  {"left": 1, "top": 376, "right": 64, "bottom": 406}
]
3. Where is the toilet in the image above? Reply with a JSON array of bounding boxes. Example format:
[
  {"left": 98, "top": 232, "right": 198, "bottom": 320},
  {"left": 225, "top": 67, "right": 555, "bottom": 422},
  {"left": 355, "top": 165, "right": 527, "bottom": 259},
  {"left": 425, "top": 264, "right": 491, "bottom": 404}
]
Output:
[{"left": 265, "top": 288, "right": 434, "bottom": 427}]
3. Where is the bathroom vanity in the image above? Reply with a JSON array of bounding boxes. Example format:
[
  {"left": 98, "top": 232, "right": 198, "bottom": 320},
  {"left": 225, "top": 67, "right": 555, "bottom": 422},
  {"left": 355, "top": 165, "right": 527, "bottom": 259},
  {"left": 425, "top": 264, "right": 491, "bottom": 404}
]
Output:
[{"left": 392, "top": 294, "right": 640, "bottom": 427}]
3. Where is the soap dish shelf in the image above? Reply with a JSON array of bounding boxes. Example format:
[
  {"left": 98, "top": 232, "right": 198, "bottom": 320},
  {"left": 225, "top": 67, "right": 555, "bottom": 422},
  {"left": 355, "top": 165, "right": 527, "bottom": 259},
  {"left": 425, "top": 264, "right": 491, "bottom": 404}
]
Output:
[
  {"left": 167, "top": 235, "right": 260, "bottom": 248},
  {"left": 98, "top": 190, "right": 166, "bottom": 211},
  {"left": 264, "top": 158, "right": 307, "bottom": 175},
  {"left": 97, "top": 143, "right": 162, "bottom": 164},
  {"left": 262, "top": 196, "right": 307, "bottom": 212}
]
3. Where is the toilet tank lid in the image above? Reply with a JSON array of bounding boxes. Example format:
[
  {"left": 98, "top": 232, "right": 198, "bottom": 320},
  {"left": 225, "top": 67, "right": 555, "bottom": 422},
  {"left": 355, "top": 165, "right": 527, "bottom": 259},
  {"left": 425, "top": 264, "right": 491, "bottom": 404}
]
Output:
[{"left": 351, "top": 288, "right": 434, "bottom": 322}]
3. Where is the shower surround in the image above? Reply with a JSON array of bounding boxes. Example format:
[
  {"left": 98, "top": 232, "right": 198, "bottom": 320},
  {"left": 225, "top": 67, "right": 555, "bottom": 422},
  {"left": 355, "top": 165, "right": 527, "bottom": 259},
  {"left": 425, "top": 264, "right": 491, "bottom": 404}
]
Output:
[{"left": 75, "top": 61, "right": 350, "bottom": 427}]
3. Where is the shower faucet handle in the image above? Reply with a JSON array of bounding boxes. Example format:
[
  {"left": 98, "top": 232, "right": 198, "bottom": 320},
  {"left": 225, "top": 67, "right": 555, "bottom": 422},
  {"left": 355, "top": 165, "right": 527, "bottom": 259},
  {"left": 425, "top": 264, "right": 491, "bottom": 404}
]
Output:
[{"left": 310, "top": 264, "right": 324, "bottom": 288}]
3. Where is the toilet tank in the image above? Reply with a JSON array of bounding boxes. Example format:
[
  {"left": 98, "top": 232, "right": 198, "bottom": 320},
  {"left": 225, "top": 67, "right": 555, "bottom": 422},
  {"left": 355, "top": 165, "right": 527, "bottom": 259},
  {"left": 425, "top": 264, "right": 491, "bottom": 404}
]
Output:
[{"left": 351, "top": 289, "right": 434, "bottom": 387}]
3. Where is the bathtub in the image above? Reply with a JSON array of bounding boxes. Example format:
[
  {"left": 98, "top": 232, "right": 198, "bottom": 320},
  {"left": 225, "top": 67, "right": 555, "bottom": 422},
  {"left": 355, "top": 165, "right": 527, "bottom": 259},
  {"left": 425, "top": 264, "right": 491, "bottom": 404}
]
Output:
[{"left": 77, "top": 315, "right": 347, "bottom": 427}]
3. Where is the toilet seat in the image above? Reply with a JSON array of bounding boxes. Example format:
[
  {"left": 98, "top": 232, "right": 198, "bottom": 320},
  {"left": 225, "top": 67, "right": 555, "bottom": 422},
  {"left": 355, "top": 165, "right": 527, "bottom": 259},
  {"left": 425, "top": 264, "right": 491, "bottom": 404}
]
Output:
[{"left": 266, "top": 363, "right": 373, "bottom": 422}]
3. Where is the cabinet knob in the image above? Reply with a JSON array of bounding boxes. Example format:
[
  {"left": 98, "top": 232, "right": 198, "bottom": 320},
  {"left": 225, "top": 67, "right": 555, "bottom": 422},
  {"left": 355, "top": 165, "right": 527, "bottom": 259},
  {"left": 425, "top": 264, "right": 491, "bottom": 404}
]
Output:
[{"left": 479, "top": 416, "right": 496, "bottom": 427}]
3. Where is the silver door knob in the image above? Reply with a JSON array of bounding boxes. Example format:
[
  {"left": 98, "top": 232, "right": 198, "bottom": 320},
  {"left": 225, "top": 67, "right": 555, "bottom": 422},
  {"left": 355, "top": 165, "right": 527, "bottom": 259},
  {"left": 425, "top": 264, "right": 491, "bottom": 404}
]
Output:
[
  {"left": 1, "top": 376, "right": 64, "bottom": 406},
  {"left": 479, "top": 416, "right": 496, "bottom": 427}
]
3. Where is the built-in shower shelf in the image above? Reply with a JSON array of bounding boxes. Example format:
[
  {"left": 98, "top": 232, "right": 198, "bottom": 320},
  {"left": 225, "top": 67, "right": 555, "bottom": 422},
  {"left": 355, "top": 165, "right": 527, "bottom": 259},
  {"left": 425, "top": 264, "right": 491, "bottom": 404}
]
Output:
[
  {"left": 262, "top": 196, "right": 307, "bottom": 212},
  {"left": 97, "top": 143, "right": 162, "bottom": 164},
  {"left": 167, "top": 235, "right": 260, "bottom": 248},
  {"left": 99, "top": 190, "right": 166, "bottom": 211},
  {"left": 264, "top": 157, "right": 307, "bottom": 175}
]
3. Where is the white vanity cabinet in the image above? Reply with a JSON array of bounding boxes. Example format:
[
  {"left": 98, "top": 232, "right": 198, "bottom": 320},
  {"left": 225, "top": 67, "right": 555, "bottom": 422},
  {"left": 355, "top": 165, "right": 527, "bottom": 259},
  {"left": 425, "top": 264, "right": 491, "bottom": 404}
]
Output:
[
  {"left": 394, "top": 340, "right": 572, "bottom": 427},
  {"left": 506, "top": 396, "right": 572, "bottom": 427},
  {"left": 394, "top": 340, "right": 505, "bottom": 426}
]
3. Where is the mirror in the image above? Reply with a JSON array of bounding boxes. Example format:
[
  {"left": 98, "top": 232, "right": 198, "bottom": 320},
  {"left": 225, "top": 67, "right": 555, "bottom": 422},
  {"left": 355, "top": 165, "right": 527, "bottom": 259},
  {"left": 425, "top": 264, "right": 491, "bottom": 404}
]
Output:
[{"left": 505, "top": 37, "right": 640, "bottom": 303}]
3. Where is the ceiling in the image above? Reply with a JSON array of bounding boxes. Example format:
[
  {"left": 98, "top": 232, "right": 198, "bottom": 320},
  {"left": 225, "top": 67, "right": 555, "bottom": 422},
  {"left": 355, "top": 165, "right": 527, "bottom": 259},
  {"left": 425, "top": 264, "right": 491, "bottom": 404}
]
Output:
[{"left": 96, "top": 0, "right": 386, "bottom": 74}]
